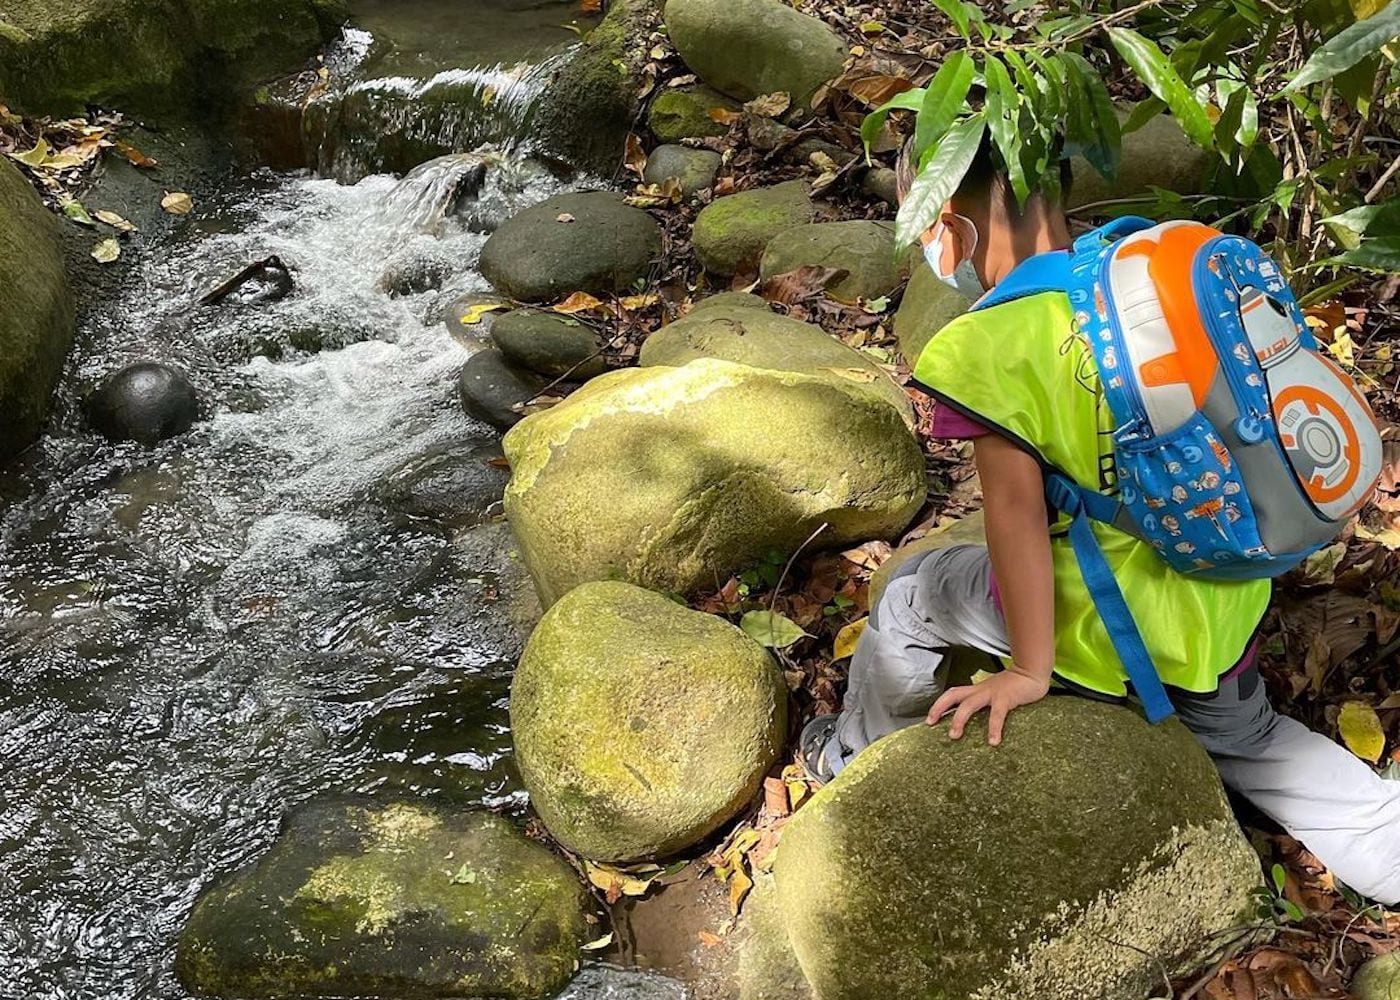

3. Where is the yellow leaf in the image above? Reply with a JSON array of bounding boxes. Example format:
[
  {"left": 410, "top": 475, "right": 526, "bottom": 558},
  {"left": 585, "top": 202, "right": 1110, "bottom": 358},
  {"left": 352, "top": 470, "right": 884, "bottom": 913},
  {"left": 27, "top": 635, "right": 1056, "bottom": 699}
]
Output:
[
  {"left": 1339, "top": 701, "right": 1386, "bottom": 763},
  {"left": 728, "top": 865, "right": 753, "bottom": 914},
  {"left": 1355, "top": 523, "right": 1400, "bottom": 551},
  {"left": 460, "top": 302, "right": 507, "bottom": 325},
  {"left": 833, "top": 617, "right": 867, "bottom": 660},
  {"left": 94, "top": 209, "right": 137, "bottom": 232},
  {"left": 91, "top": 238, "right": 121, "bottom": 263},
  {"left": 553, "top": 291, "right": 605, "bottom": 314},
  {"left": 787, "top": 779, "right": 808, "bottom": 809},
  {"left": 161, "top": 191, "right": 194, "bottom": 215},
  {"left": 617, "top": 292, "right": 660, "bottom": 310},
  {"left": 581, "top": 932, "right": 613, "bottom": 951},
  {"left": 1327, "top": 328, "right": 1356, "bottom": 367}
]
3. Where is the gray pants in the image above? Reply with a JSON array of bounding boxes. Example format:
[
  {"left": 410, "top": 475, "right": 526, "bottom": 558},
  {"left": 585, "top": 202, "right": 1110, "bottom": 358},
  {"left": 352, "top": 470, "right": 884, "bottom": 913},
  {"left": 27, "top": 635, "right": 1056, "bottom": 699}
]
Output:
[{"left": 829, "top": 544, "right": 1400, "bottom": 905}]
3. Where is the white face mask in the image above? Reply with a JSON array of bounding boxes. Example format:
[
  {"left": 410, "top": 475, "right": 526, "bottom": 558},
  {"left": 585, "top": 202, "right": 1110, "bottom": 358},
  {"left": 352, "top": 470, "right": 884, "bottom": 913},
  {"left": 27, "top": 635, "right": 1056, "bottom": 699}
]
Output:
[{"left": 922, "top": 213, "right": 986, "bottom": 300}]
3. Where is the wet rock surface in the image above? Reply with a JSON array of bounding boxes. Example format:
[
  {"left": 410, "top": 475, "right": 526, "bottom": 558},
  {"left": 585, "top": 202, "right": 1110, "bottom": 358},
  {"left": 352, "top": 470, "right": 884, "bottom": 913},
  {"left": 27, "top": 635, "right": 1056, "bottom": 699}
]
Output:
[
  {"left": 512, "top": 581, "right": 787, "bottom": 862},
  {"left": 479, "top": 191, "right": 662, "bottom": 302},
  {"left": 0, "top": 158, "right": 74, "bottom": 460},
  {"left": 86, "top": 362, "right": 201, "bottom": 446},
  {"left": 176, "top": 799, "right": 592, "bottom": 1000},
  {"left": 458, "top": 348, "right": 546, "bottom": 432}
]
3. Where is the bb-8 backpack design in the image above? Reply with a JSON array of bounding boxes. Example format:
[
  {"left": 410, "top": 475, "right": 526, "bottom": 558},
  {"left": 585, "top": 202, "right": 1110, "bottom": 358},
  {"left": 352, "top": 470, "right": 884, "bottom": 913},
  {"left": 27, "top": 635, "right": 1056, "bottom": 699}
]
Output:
[{"left": 973, "top": 216, "right": 1382, "bottom": 721}]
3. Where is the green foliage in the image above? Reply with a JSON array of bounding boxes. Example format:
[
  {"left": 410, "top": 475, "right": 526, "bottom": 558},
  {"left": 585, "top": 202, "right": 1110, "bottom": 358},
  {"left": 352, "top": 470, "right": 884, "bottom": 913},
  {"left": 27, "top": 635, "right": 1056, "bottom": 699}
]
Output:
[{"left": 869, "top": 0, "right": 1400, "bottom": 285}]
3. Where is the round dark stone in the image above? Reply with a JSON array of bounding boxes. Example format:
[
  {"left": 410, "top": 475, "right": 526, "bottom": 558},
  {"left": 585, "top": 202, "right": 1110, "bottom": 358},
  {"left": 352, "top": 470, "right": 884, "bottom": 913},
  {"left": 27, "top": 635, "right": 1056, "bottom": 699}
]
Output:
[
  {"left": 457, "top": 349, "right": 544, "bottom": 432},
  {"left": 87, "top": 362, "right": 200, "bottom": 446}
]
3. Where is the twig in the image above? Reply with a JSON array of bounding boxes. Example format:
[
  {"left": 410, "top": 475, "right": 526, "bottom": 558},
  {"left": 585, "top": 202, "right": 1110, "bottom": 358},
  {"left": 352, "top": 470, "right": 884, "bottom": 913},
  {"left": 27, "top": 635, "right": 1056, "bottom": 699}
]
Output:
[
  {"left": 768, "top": 522, "right": 831, "bottom": 614},
  {"left": 1366, "top": 151, "right": 1400, "bottom": 204},
  {"left": 524, "top": 348, "right": 606, "bottom": 404}
]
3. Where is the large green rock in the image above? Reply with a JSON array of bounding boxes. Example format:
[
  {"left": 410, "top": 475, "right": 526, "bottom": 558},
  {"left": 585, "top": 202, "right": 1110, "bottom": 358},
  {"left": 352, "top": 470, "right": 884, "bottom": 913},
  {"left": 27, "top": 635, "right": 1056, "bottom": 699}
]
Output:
[
  {"left": 0, "top": 0, "right": 343, "bottom": 115},
  {"left": 512, "top": 581, "right": 787, "bottom": 861},
  {"left": 758, "top": 220, "right": 904, "bottom": 303},
  {"left": 491, "top": 310, "right": 608, "bottom": 381},
  {"left": 773, "top": 699, "right": 1262, "bottom": 1000},
  {"left": 176, "top": 800, "right": 591, "bottom": 999},
  {"left": 664, "top": 0, "right": 847, "bottom": 109},
  {"left": 892, "top": 262, "right": 972, "bottom": 367},
  {"left": 1354, "top": 952, "right": 1400, "bottom": 1000},
  {"left": 1069, "top": 113, "right": 1212, "bottom": 209},
  {"left": 647, "top": 84, "right": 739, "bottom": 142},
  {"left": 501, "top": 358, "right": 925, "bottom": 605},
  {"left": 639, "top": 301, "right": 911, "bottom": 424},
  {"left": 0, "top": 159, "right": 74, "bottom": 460},
  {"left": 693, "top": 181, "right": 815, "bottom": 276},
  {"left": 480, "top": 191, "right": 662, "bottom": 303}
]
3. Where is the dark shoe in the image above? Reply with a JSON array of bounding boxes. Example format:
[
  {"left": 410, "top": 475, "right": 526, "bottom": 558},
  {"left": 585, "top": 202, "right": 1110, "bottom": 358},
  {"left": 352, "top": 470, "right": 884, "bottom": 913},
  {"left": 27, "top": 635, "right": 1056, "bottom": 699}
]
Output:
[{"left": 799, "top": 713, "right": 840, "bottom": 786}]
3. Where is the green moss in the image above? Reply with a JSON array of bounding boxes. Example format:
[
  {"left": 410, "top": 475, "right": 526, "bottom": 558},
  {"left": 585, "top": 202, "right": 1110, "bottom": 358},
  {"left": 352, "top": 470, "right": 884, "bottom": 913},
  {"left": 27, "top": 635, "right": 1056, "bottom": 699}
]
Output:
[
  {"left": 692, "top": 181, "right": 816, "bottom": 276},
  {"left": 512, "top": 580, "right": 788, "bottom": 861},
  {"left": 176, "top": 801, "right": 590, "bottom": 999},
  {"left": 647, "top": 84, "right": 738, "bottom": 142},
  {"left": 500, "top": 359, "right": 926, "bottom": 604},
  {"left": 772, "top": 700, "right": 1261, "bottom": 1000},
  {"left": 0, "top": 159, "right": 73, "bottom": 459}
]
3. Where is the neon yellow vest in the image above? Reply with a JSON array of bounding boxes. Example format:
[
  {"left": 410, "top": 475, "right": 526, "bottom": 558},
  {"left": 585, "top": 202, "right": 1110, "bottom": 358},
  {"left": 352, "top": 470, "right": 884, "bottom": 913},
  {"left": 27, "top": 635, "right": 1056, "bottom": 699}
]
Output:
[{"left": 913, "top": 291, "right": 1270, "bottom": 695}]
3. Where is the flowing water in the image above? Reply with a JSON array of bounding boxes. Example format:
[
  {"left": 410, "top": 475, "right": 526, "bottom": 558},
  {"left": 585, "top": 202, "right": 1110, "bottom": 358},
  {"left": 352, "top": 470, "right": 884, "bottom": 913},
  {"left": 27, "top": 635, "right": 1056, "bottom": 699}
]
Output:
[{"left": 0, "top": 5, "right": 686, "bottom": 999}]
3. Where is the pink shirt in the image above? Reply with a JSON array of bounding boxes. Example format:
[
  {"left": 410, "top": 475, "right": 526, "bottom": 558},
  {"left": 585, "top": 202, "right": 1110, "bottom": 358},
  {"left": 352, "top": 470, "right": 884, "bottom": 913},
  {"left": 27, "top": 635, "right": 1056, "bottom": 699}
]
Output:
[{"left": 928, "top": 404, "right": 1002, "bottom": 609}]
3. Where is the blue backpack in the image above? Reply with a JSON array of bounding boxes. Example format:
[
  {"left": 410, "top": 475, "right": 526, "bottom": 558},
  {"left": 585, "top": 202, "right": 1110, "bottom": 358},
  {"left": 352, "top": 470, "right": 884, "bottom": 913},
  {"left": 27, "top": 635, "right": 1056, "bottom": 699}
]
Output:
[{"left": 973, "top": 216, "right": 1383, "bottom": 721}]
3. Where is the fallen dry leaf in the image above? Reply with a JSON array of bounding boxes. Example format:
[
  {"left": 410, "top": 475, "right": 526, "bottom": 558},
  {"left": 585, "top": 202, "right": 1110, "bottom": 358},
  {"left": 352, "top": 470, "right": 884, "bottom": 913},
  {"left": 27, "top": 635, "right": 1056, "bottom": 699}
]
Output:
[{"left": 160, "top": 191, "right": 193, "bottom": 215}]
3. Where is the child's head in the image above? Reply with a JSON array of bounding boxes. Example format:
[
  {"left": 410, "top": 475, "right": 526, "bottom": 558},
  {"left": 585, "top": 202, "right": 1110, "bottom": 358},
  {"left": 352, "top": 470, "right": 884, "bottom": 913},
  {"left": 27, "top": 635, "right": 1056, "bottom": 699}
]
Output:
[{"left": 898, "top": 134, "right": 1071, "bottom": 295}]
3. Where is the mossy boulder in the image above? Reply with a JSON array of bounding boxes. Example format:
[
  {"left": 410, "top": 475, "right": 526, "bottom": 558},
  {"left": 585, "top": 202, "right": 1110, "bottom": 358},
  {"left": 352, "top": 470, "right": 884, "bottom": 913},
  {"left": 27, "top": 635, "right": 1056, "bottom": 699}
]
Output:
[
  {"left": 758, "top": 220, "right": 903, "bottom": 303},
  {"left": 644, "top": 143, "right": 723, "bottom": 198},
  {"left": 531, "top": 0, "right": 653, "bottom": 174},
  {"left": 479, "top": 191, "right": 662, "bottom": 303},
  {"left": 869, "top": 510, "right": 987, "bottom": 605},
  {"left": 0, "top": 158, "right": 74, "bottom": 460},
  {"left": 1354, "top": 952, "right": 1400, "bottom": 1000},
  {"left": 176, "top": 800, "right": 592, "bottom": 999},
  {"left": 692, "top": 181, "right": 816, "bottom": 276},
  {"left": 512, "top": 581, "right": 787, "bottom": 861},
  {"left": 639, "top": 301, "right": 911, "bottom": 423},
  {"left": 0, "top": 0, "right": 343, "bottom": 116},
  {"left": 691, "top": 290, "right": 770, "bottom": 313},
  {"left": 501, "top": 358, "right": 925, "bottom": 605},
  {"left": 773, "top": 699, "right": 1261, "bottom": 1000},
  {"left": 491, "top": 310, "right": 607, "bottom": 380},
  {"left": 1068, "top": 113, "right": 1211, "bottom": 209},
  {"left": 664, "top": 0, "right": 847, "bottom": 109},
  {"left": 648, "top": 84, "right": 739, "bottom": 142},
  {"left": 892, "top": 262, "right": 972, "bottom": 366}
]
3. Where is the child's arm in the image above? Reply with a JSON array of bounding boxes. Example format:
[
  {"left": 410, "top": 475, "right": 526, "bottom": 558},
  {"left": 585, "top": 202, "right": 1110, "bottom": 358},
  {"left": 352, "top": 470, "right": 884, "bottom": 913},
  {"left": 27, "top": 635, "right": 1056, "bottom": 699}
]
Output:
[{"left": 927, "top": 433, "right": 1055, "bottom": 745}]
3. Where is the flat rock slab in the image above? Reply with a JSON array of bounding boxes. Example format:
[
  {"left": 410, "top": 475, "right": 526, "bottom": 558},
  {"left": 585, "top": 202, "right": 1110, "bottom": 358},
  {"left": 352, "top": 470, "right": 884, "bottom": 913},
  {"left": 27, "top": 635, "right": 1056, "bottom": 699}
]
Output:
[
  {"left": 512, "top": 580, "right": 786, "bottom": 862},
  {"left": 176, "top": 800, "right": 592, "bottom": 1000},
  {"left": 639, "top": 300, "right": 911, "bottom": 423},
  {"left": 480, "top": 191, "right": 661, "bottom": 303},
  {"left": 692, "top": 180, "right": 815, "bottom": 276},
  {"left": 665, "top": 0, "right": 846, "bottom": 109},
  {"left": 758, "top": 220, "right": 903, "bottom": 303}
]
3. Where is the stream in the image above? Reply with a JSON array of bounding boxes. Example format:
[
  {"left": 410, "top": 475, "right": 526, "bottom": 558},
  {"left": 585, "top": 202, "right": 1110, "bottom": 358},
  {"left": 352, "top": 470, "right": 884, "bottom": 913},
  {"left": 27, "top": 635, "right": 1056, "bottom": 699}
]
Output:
[{"left": 0, "top": 4, "right": 685, "bottom": 998}]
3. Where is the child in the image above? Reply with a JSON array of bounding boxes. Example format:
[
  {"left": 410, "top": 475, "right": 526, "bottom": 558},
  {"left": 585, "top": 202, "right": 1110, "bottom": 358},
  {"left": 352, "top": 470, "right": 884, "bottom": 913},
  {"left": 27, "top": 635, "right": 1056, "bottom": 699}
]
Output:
[{"left": 802, "top": 136, "right": 1400, "bottom": 906}]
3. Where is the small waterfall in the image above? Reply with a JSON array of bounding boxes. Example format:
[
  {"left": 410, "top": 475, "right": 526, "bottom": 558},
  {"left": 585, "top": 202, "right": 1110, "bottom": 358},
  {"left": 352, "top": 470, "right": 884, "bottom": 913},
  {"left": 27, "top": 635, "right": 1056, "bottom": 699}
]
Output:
[{"left": 302, "top": 48, "right": 571, "bottom": 183}]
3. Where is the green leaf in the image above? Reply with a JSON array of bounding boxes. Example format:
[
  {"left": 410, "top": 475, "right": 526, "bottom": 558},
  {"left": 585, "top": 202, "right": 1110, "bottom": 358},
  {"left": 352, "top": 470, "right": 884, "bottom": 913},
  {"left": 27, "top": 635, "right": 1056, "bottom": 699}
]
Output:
[
  {"left": 1271, "top": 862, "right": 1287, "bottom": 894},
  {"left": 896, "top": 114, "right": 986, "bottom": 249},
  {"left": 1107, "top": 27, "right": 1215, "bottom": 151},
  {"left": 61, "top": 197, "right": 96, "bottom": 227},
  {"left": 1122, "top": 97, "right": 1168, "bottom": 135},
  {"left": 1064, "top": 52, "right": 1121, "bottom": 182},
  {"left": 1287, "top": 1, "right": 1400, "bottom": 91},
  {"left": 982, "top": 55, "right": 1029, "bottom": 204},
  {"left": 1282, "top": 899, "right": 1306, "bottom": 922},
  {"left": 1335, "top": 238, "right": 1400, "bottom": 271},
  {"left": 1322, "top": 199, "right": 1400, "bottom": 238},
  {"left": 740, "top": 610, "right": 807, "bottom": 649},
  {"left": 861, "top": 87, "right": 925, "bottom": 158},
  {"left": 929, "top": 0, "right": 974, "bottom": 38},
  {"left": 914, "top": 51, "right": 975, "bottom": 161}
]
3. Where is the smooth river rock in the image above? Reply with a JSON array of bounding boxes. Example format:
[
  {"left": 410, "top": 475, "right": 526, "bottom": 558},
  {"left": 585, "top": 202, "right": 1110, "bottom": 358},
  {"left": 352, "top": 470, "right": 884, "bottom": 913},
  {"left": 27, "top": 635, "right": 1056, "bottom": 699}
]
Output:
[
  {"left": 176, "top": 800, "right": 591, "bottom": 1000},
  {"left": 501, "top": 358, "right": 925, "bottom": 605},
  {"left": 758, "top": 220, "right": 903, "bottom": 303},
  {"left": 643, "top": 144, "right": 722, "bottom": 198},
  {"left": 512, "top": 581, "right": 787, "bottom": 861},
  {"left": 87, "top": 362, "right": 200, "bottom": 446},
  {"left": 664, "top": 0, "right": 847, "bottom": 109},
  {"left": 1354, "top": 952, "right": 1400, "bottom": 1000},
  {"left": 639, "top": 300, "right": 911, "bottom": 423},
  {"left": 771, "top": 699, "right": 1262, "bottom": 1000},
  {"left": 0, "top": 158, "right": 74, "bottom": 460},
  {"left": 647, "top": 84, "right": 739, "bottom": 142},
  {"left": 1068, "top": 113, "right": 1212, "bottom": 210},
  {"left": 692, "top": 180, "right": 816, "bottom": 276},
  {"left": 458, "top": 349, "right": 545, "bottom": 432},
  {"left": 490, "top": 310, "right": 607, "bottom": 381},
  {"left": 892, "top": 261, "right": 973, "bottom": 367},
  {"left": 479, "top": 191, "right": 661, "bottom": 303}
]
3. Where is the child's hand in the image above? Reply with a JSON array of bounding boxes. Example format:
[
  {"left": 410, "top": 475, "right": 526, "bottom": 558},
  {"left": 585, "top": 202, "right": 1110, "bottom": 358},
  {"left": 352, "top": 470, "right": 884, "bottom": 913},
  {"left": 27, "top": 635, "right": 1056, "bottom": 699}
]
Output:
[{"left": 926, "top": 669, "right": 1050, "bottom": 746}]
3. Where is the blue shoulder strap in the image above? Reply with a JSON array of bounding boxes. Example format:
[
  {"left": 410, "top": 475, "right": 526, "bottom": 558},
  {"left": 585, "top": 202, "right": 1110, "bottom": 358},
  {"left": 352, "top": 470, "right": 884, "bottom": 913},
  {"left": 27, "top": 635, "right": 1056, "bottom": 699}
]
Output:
[{"left": 965, "top": 222, "right": 1176, "bottom": 722}]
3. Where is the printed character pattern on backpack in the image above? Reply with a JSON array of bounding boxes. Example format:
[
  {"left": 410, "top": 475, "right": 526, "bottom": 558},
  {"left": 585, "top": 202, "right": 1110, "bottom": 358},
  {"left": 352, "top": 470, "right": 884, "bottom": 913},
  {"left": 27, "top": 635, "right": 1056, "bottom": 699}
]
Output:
[{"left": 1066, "top": 217, "right": 1383, "bottom": 579}]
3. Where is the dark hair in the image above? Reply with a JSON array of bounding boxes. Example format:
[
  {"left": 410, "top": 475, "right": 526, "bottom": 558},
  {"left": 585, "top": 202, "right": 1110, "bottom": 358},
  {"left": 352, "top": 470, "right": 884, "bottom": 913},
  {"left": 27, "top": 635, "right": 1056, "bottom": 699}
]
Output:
[{"left": 895, "top": 131, "right": 1073, "bottom": 214}]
